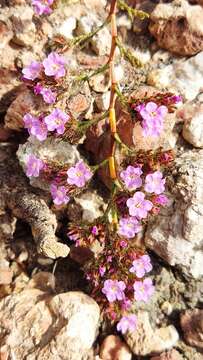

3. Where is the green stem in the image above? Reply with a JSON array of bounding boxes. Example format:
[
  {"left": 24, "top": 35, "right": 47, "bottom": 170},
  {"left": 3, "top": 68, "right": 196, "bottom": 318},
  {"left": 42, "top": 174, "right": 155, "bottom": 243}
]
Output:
[
  {"left": 75, "top": 63, "right": 109, "bottom": 82},
  {"left": 114, "top": 132, "right": 134, "bottom": 153},
  {"left": 71, "top": 17, "right": 110, "bottom": 48},
  {"left": 78, "top": 111, "right": 108, "bottom": 133},
  {"left": 91, "top": 158, "right": 109, "bottom": 172},
  {"left": 115, "top": 85, "right": 128, "bottom": 107},
  {"left": 116, "top": 37, "right": 143, "bottom": 68},
  {"left": 117, "top": 0, "right": 149, "bottom": 21}
]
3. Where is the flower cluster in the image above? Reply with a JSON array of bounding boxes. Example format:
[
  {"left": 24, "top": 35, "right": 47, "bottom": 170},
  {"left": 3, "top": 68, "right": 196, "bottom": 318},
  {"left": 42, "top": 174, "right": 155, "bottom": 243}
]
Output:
[
  {"left": 23, "top": 109, "right": 70, "bottom": 141},
  {"left": 118, "top": 165, "right": 167, "bottom": 239},
  {"left": 136, "top": 101, "right": 168, "bottom": 137},
  {"left": 21, "top": 7, "right": 179, "bottom": 338},
  {"left": 71, "top": 220, "right": 155, "bottom": 334},
  {"left": 22, "top": 53, "right": 70, "bottom": 141},
  {"left": 131, "top": 93, "right": 182, "bottom": 138},
  {"left": 72, "top": 154, "right": 170, "bottom": 334},
  {"left": 102, "top": 254, "right": 154, "bottom": 304},
  {"left": 25, "top": 156, "right": 92, "bottom": 205},
  {"left": 22, "top": 52, "right": 66, "bottom": 99},
  {"left": 82, "top": 225, "right": 154, "bottom": 334},
  {"left": 22, "top": 52, "right": 66, "bottom": 82},
  {"left": 100, "top": 253, "right": 154, "bottom": 333}
]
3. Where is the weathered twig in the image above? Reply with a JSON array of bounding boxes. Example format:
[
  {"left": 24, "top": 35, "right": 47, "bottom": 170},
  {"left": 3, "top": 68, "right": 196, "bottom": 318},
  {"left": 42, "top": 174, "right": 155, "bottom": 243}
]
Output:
[{"left": 0, "top": 146, "right": 70, "bottom": 259}]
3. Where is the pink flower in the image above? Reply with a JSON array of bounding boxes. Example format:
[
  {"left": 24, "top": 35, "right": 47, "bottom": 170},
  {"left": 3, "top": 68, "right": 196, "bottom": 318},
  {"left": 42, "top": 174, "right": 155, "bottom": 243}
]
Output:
[
  {"left": 32, "top": 0, "right": 54, "bottom": 15},
  {"left": 50, "top": 184, "right": 70, "bottom": 206},
  {"left": 44, "top": 108, "right": 69, "bottom": 135},
  {"left": 102, "top": 279, "right": 126, "bottom": 302},
  {"left": 43, "top": 52, "right": 66, "bottom": 79},
  {"left": 137, "top": 102, "right": 168, "bottom": 137},
  {"left": 67, "top": 161, "right": 92, "bottom": 188},
  {"left": 34, "top": 84, "right": 56, "bottom": 104},
  {"left": 32, "top": 119, "right": 48, "bottom": 141},
  {"left": 23, "top": 113, "right": 38, "bottom": 135},
  {"left": 22, "top": 61, "right": 42, "bottom": 81},
  {"left": 120, "top": 165, "right": 142, "bottom": 191},
  {"left": 26, "top": 154, "right": 44, "bottom": 177},
  {"left": 117, "top": 314, "right": 137, "bottom": 334},
  {"left": 144, "top": 171, "right": 165, "bottom": 195},
  {"left": 133, "top": 278, "right": 155, "bottom": 302},
  {"left": 154, "top": 194, "right": 169, "bottom": 206},
  {"left": 91, "top": 225, "right": 98, "bottom": 235},
  {"left": 99, "top": 266, "right": 106, "bottom": 277},
  {"left": 130, "top": 255, "right": 152, "bottom": 278},
  {"left": 126, "top": 192, "right": 153, "bottom": 219},
  {"left": 23, "top": 114, "right": 48, "bottom": 141},
  {"left": 118, "top": 216, "right": 142, "bottom": 239}
]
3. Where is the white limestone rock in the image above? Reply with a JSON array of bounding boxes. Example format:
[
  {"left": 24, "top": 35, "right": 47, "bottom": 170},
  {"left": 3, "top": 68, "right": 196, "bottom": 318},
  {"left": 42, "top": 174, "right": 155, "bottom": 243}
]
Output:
[{"left": 145, "top": 149, "right": 203, "bottom": 278}]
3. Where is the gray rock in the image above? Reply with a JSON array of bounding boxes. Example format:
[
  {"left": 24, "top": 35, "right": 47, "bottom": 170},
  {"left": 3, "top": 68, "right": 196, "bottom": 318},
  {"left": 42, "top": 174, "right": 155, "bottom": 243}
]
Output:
[
  {"left": 182, "top": 100, "right": 203, "bottom": 148},
  {"left": 17, "top": 136, "right": 81, "bottom": 191},
  {"left": 56, "top": 16, "right": 77, "bottom": 39},
  {"left": 145, "top": 149, "right": 203, "bottom": 278},
  {"left": 75, "top": 190, "right": 107, "bottom": 222},
  {"left": 125, "top": 311, "right": 179, "bottom": 356},
  {"left": 0, "top": 290, "right": 100, "bottom": 360},
  {"left": 147, "top": 52, "right": 203, "bottom": 101}
]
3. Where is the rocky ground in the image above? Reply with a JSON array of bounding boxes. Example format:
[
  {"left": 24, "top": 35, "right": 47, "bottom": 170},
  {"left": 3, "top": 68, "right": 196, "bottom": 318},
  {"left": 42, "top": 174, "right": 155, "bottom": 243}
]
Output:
[{"left": 0, "top": 0, "right": 203, "bottom": 359}]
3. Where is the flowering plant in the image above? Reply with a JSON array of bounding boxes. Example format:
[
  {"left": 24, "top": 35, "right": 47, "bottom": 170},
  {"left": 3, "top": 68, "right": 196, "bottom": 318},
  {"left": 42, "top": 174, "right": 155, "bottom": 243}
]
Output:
[{"left": 20, "top": 0, "right": 181, "bottom": 334}]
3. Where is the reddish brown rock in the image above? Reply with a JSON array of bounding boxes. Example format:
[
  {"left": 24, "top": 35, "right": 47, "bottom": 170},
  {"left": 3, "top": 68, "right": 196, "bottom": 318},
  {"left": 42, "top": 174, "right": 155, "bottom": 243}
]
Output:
[
  {"left": 150, "top": 349, "right": 184, "bottom": 360},
  {"left": 68, "top": 82, "right": 92, "bottom": 119},
  {"left": 0, "top": 125, "right": 13, "bottom": 142},
  {"left": 100, "top": 335, "right": 132, "bottom": 360},
  {"left": 180, "top": 309, "right": 203, "bottom": 351},
  {"left": 69, "top": 93, "right": 91, "bottom": 116},
  {"left": 77, "top": 52, "right": 108, "bottom": 69},
  {"left": 4, "top": 88, "right": 42, "bottom": 131},
  {"left": 0, "top": 70, "right": 21, "bottom": 113},
  {"left": 149, "top": 0, "right": 203, "bottom": 56}
]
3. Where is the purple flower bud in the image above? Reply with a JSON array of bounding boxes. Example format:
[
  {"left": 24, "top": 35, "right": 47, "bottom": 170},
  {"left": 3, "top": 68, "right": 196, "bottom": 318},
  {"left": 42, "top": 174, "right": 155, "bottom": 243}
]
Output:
[
  {"left": 91, "top": 225, "right": 98, "bottom": 236},
  {"left": 99, "top": 266, "right": 106, "bottom": 277},
  {"left": 154, "top": 194, "right": 169, "bottom": 206}
]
